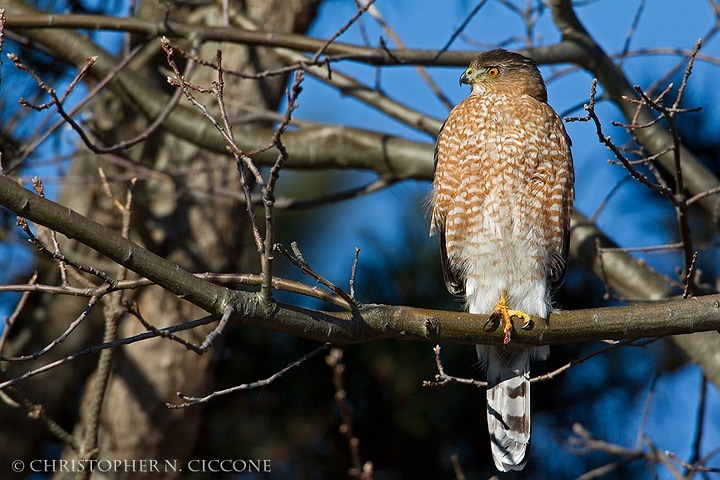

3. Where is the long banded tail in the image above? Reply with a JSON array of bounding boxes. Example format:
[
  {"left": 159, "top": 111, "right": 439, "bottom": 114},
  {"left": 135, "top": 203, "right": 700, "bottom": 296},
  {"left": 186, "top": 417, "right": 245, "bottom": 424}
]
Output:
[{"left": 478, "top": 345, "right": 548, "bottom": 471}]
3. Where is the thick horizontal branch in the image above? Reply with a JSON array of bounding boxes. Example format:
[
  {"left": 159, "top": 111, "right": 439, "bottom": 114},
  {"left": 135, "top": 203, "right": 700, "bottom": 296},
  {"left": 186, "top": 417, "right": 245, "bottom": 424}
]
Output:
[
  {"left": 2, "top": 175, "right": 720, "bottom": 352},
  {"left": 3, "top": 12, "right": 478, "bottom": 67},
  {"left": 5, "top": 12, "right": 689, "bottom": 72},
  {"left": 263, "top": 296, "right": 720, "bottom": 346}
]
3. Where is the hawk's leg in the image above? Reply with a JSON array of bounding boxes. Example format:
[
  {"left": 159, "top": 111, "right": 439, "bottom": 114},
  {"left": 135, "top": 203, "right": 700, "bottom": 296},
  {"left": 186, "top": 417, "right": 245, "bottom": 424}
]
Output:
[{"left": 489, "top": 290, "right": 532, "bottom": 345}]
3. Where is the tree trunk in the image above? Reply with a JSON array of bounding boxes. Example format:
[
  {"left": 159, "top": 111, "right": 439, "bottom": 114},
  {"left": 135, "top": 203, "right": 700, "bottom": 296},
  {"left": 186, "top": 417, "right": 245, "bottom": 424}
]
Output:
[{"left": 0, "top": 0, "right": 319, "bottom": 477}]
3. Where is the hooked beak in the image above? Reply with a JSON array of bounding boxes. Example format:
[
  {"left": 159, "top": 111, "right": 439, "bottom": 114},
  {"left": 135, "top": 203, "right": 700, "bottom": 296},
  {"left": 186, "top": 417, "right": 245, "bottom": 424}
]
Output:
[{"left": 459, "top": 71, "right": 470, "bottom": 86}]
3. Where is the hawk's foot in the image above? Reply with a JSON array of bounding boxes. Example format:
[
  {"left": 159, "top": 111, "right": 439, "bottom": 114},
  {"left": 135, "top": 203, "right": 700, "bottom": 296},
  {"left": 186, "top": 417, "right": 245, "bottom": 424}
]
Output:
[{"left": 488, "top": 291, "right": 532, "bottom": 345}]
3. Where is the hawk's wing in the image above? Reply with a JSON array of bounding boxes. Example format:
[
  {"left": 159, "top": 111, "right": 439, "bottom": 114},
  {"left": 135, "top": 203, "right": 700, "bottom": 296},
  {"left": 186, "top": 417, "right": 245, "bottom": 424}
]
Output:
[
  {"left": 432, "top": 118, "right": 466, "bottom": 299},
  {"left": 548, "top": 116, "right": 575, "bottom": 292},
  {"left": 439, "top": 228, "right": 466, "bottom": 298},
  {"left": 548, "top": 231, "right": 569, "bottom": 291}
]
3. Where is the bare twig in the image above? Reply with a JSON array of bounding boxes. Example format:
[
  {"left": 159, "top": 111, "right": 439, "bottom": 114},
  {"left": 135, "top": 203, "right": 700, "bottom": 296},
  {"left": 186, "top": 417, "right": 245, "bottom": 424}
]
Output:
[
  {"left": 79, "top": 173, "right": 137, "bottom": 477},
  {"left": 97, "top": 167, "right": 125, "bottom": 213},
  {"left": 0, "top": 272, "right": 38, "bottom": 354},
  {"left": 687, "top": 185, "right": 720, "bottom": 206},
  {"left": 491, "top": 0, "right": 545, "bottom": 48},
  {"left": 666, "top": 450, "right": 720, "bottom": 476},
  {"left": 1, "top": 387, "right": 81, "bottom": 451},
  {"left": 531, "top": 338, "right": 661, "bottom": 383},
  {"left": 9, "top": 52, "right": 95, "bottom": 110},
  {"left": 617, "top": 0, "right": 646, "bottom": 67},
  {"left": 14, "top": 41, "right": 149, "bottom": 169},
  {"left": 267, "top": 177, "right": 394, "bottom": 210},
  {"left": 310, "top": 0, "right": 376, "bottom": 64},
  {"left": 229, "top": 11, "right": 442, "bottom": 137},
  {"left": 621, "top": 41, "right": 703, "bottom": 294},
  {"left": 350, "top": 248, "right": 360, "bottom": 299},
  {"left": 16, "top": 217, "right": 117, "bottom": 287},
  {"left": 644, "top": 437, "right": 684, "bottom": 480},
  {"left": 0, "top": 315, "right": 218, "bottom": 390},
  {"left": 326, "top": 347, "right": 372, "bottom": 480},
  {"left": 162, "top": 40, "right": 266, "bottom": 265},
  {"left": 687, "top": 372, "right": 707, "bottom": 473},
  {"left": 590, "top": 176, "right": 631, "bottom": 223},
  {"left": 31, "top": 177, "right": 68, "bottom": 285},
  {"left": 208, "top": 47, "right": 268, "bottom": 274},
  {"left": 276, "top": 242, "right": 362, "bottom": 309},
  {"left": 358, "top": 0, "right": 453, "bottom": 109},
  {"left": 8, "top": 54, "right": 131, "bottom": 159},
  {"left": 127, "top": 300, "right": 204, "bottom": 354},
  {"left": 422, "top": 345, "right": 486, "bottom": 388},
  {"left": 197, "top": 305, "right": 233, "bottom": 352},
  {"left": 0, "top": 279, "right": 152, "bottom": 296},
  {"left": 683, "top": 252, "right": 699, "bottom": 299},
  {"left": 198, "top": 272, "right": 353, "bottom": 310},
  {"left": 79, "top": 299, "right": 121, "bottom": 478},
  {"left": 576, "top": 457, "right": 637, "bottom": 480},
  {"left": 260, "top": 71, "right": 305, "bottom": 304},
  {"left": 571, "top": 82, "right": 670, "bottom": 196},
  {"left": 0, "top": 271, "right": 355, "bottom": 311},
  {"left": 567, "top": 420, "right": 720, "bottom": 479},
  {"left": 636, "top": 374, "right": 659, "bottom": 450},
  {"left": 669, "top": 41, "right": 703, "bottom": 291},
  {"left": 431, "top": 0, "right": 490, "bottom": 64},
  {"left": 0, "top": 296, "right": 100, "bottom": 362},
  {"left": 570, "top": 68, "right": 707, "bottom": 295},
  {"left": 168, "top": 342, "right": 330, "bottom": 408},
  {"left": 425, "top": 338, "right": 663, "bottom": 390},
  {"left": 568, "top": 424, "right": 646, "bottom": 477}
]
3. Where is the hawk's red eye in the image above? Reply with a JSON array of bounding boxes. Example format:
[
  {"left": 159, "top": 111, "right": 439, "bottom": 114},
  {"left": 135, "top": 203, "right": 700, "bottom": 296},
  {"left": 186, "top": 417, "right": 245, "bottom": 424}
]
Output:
[{"left": 487, "top": 67, "right": 500, "bottom": 77}]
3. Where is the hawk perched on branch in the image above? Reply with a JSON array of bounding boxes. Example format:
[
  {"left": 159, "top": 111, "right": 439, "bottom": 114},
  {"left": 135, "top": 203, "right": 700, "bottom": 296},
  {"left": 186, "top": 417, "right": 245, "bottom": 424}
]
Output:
[{"left": 430, "top": 49, "right": 575, "bottom": 471}]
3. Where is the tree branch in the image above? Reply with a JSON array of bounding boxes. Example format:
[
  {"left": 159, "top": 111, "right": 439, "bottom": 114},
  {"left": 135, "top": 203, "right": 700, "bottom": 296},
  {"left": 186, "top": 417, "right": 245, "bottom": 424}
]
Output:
[
  {"left": 5, "top": 0, "right": 720, "bottom": 393},
  {"left": 1, "top": 175, "right": 720, "bottom": 359},
  {"left": 7, "top": 0, "right": 720, "bottom": 227},
  {"left": 547, "top": 0, "right": 720, "bottom": 221},
  {"left": 3, "top": 11, "right": 478, "bottom": 67}
]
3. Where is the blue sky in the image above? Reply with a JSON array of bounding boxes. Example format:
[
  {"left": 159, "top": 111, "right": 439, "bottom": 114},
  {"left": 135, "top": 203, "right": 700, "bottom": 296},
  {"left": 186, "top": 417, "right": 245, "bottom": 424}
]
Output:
[
  {"left": 286, "top": 0, "right": 720, "bottom": 287},
  {"left": 288, "top": 1, "right": 720, "bottom": 476}
]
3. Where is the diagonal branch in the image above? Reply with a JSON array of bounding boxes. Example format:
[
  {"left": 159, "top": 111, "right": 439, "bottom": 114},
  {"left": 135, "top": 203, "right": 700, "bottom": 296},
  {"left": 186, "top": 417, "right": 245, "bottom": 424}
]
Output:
[{"left": 546, "top": 0, "right": 720, "bottom": 222}]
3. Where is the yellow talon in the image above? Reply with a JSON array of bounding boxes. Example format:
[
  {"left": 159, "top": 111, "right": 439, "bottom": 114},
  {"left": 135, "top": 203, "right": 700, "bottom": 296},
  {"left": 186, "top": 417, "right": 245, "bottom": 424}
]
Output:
[{"left": 490, "top": 291, "right": 532, "bottom": 345}]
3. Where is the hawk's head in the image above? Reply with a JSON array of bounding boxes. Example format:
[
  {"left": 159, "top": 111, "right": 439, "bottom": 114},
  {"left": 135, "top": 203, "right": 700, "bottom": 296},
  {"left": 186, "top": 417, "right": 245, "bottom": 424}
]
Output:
[{"left": 460, "top": 49, "right": 547, "bottom": 103}]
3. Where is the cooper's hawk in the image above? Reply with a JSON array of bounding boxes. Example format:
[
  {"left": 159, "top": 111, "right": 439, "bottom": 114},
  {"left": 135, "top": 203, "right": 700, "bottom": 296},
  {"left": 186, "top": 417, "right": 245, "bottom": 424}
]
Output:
[{"left": 430, "top": 49, "right": 574, "bottom": 471}]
